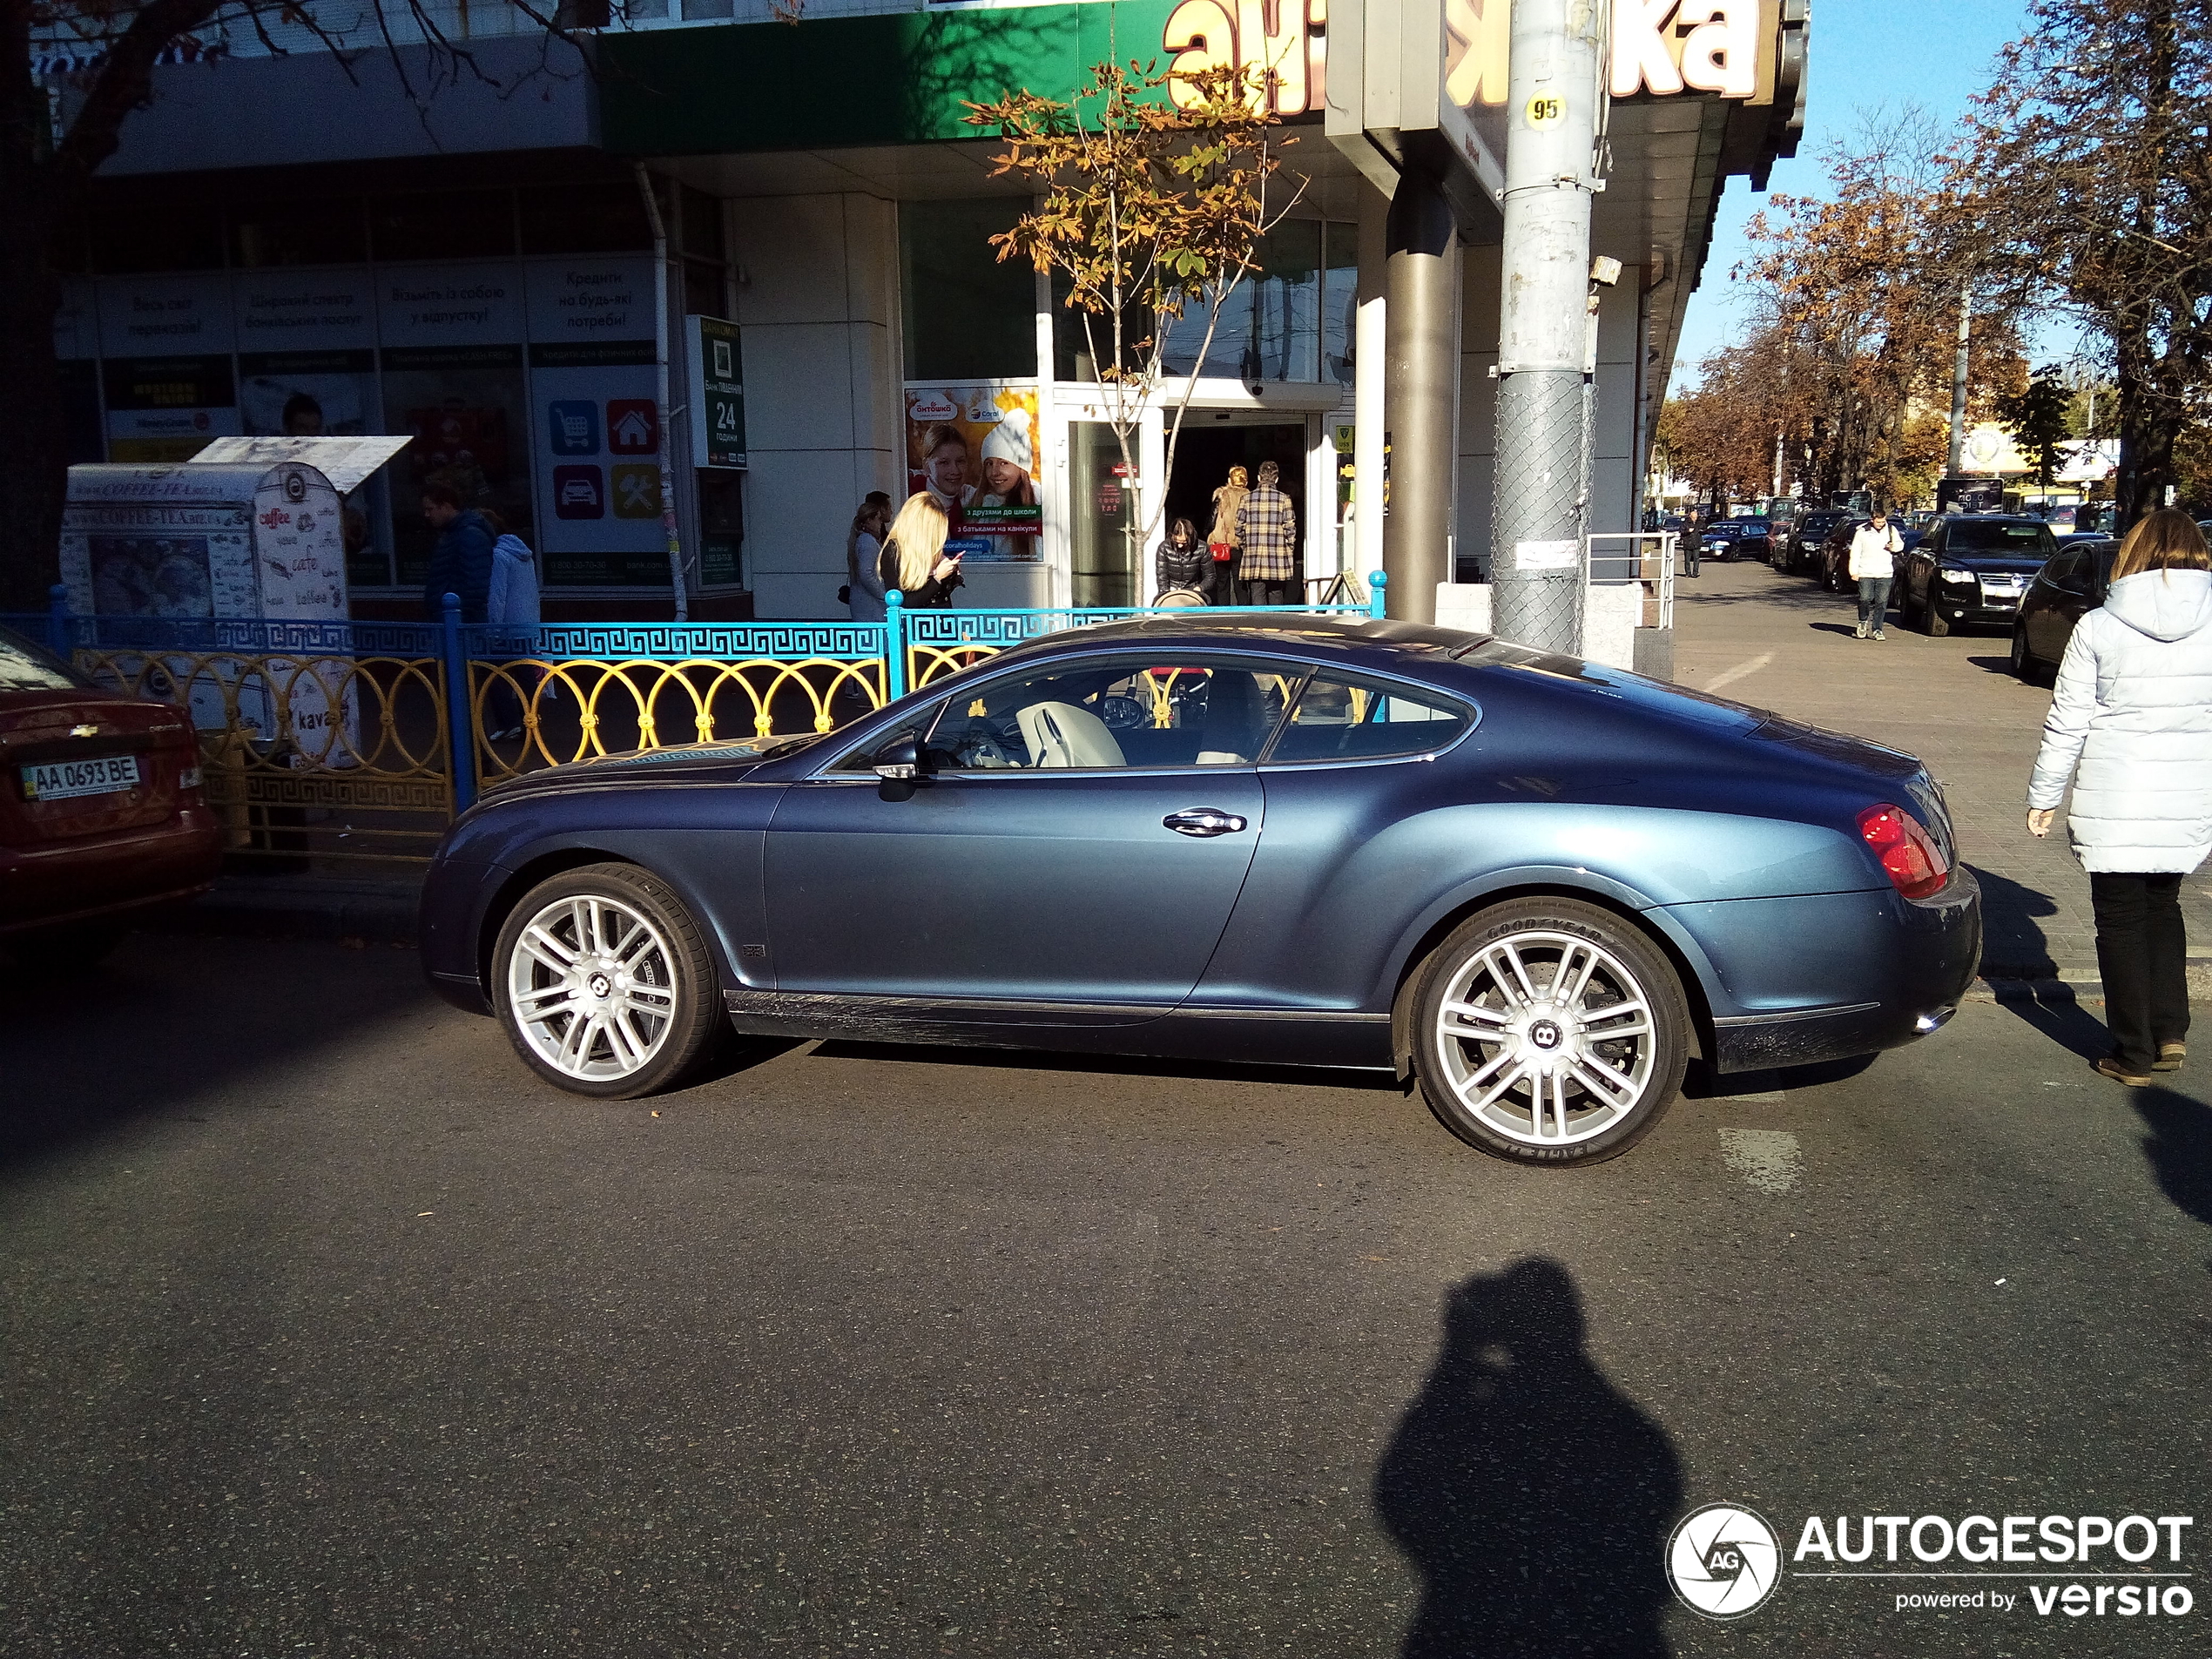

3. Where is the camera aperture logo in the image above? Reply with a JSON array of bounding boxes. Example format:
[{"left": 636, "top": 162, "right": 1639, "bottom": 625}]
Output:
[{"left": 1669, "top": 1503, "right": 1782, "bottom": 1619}]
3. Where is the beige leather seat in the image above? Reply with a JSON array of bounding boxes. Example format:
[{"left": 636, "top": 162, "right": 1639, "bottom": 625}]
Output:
[{"left": 1016, "top": 700, "right": 1127, "bottom": 768}]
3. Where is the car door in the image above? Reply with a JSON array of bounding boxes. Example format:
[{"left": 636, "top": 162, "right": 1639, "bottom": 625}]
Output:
[
  {"left": 762, "top": 653, "right": 1296, "bottom": 1011},
  {"left": 2027, "top": 550, "right": 2082, "bottom": 661}
]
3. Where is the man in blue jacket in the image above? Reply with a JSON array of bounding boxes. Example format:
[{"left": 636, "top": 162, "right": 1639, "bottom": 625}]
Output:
[{"left": 420, "top": 482, "right": 494, "bottom": 622}]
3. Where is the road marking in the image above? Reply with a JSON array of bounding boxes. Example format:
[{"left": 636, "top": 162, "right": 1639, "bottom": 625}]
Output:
[
  {"left": 1728, "top": 1090, "right": 1787, "bottom": 1103},
  {"left": 1703, "top": 651, "right": 1774, "bottom": 692},
  {"left": 1719, "top": 1128, "right": 1801, "bottom": 1194}
]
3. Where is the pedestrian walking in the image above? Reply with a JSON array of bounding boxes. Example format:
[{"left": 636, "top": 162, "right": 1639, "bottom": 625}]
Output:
[
  {"left": 879, "top": 492, "right": 962, "bottom": 610},
  {"left": 2027, "top": 509, "right": 2212, "bottom": 1085},
  {"left": 482, "top": 513, "right": 543, "bottom": 742},
  {"left": 845, "top": 491, "right": 892, "bottom": 622},
  {"left": 1206, "top": 466, "right": 1247, "bottom": 604},
  {"left": 1155, "top": 517, "right": 1209, "bottom": 603},
  {"left": 420, "top": 482, "right": 494, "bottom": 622},
  {"left": 1849, "top": 507, "right": 1904, "bottom": 639},
  {"left": 1235, "top": 461, "right": 1299, "bottom": 607}
]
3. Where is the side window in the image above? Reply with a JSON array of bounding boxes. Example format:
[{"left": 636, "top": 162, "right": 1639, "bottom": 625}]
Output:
[
  {"left": 829, "top": 702, "right": 946, "bottom": 772},
  {"left": 921, "top": 659, "right": 1299, "bottom": 771},
  {"left": 1265, "top": 674, "right": 1473, "bottom": 764}
]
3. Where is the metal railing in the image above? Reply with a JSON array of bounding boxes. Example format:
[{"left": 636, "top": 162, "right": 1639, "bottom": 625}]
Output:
[
  {"left": 1586, "top": 532, "right": 1678, "bottom": 631},
  {"left": 7, "top": 574, "right": 1387, "bottom": 863}
]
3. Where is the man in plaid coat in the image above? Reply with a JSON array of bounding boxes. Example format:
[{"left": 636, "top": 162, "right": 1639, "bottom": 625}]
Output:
[{"left": 1235, "top": 461, "right": 1299, "bottom": 605}]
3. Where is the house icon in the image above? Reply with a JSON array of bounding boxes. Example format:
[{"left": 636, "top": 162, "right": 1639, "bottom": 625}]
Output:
[{"left": 606, "top": 400, "right": 658, "bottom": 455}]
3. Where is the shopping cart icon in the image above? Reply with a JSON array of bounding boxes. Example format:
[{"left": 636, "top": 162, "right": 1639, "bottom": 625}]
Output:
[{"left": 548, "top": 401, "right": 600, "bottom": 455}]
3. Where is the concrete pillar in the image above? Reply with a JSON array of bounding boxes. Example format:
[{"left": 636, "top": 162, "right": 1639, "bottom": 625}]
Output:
[
  {"left": 1488, "top": 0, "right": 1606, "bottom": 654},
  {"left": 1354, "top": 184, "right": 1388, "bottom": 591},
  {"left": 1382, "top": 169, "right": 1458, "bottom": 624}
]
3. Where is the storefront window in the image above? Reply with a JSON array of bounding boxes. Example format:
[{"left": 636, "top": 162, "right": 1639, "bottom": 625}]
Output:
[
  {"left": 518, "top": 182, "right": 652, "bottom": 255},
  {"left": 383, "top": 345, "right": 534, "bottom": 593},
  {"left": 1070, "top": 421, "right": 1136, "bottom": 607},
  {"left": 900, "top": 199, "right": 1036, "bottom": 381},
  {"left": 1322, "top": 220, "right": 1358, "bottom": 385},
  {"left": 233, "top": 198, "right": 370, "bottom": 268},
  {"left": 1161, "top": 220, "right": 1326, "bottom": 383},
  {"left": 370, "top": 191, "right": 518, "bottom": 263}
]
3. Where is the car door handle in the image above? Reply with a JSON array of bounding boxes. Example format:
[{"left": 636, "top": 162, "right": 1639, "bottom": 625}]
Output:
[{"left": 1163, "top": 808, "right": 1249, "bottom": 838}]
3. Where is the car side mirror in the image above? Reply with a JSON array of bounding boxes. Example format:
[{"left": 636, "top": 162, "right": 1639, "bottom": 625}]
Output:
[{"left": 873, "top": 730, "right": 928, "bottom": 799}]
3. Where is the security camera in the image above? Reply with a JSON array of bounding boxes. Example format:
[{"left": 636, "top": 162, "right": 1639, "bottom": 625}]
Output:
[{"left": 1589, "top": 255, "right": 1623, "bottom": 287}]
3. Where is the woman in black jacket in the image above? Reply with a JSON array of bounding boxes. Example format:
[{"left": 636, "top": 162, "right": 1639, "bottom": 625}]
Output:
[
  {"left": 1156, "top": 517, "right": 1208, "bottom": 600},
  {"left": 878, "top": 492, "right": 962, "bottom": 609}
]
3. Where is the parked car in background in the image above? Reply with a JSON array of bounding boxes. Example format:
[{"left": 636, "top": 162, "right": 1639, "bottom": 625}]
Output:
[
  {"left": 1815, "top": 520, "right": 1927, "bottom": 594},
  {"left": 1896, "top": 516, "right": 2061, "bottom": 636},
  {"left": 421, "top": 614, "right": 1980, "bottom": 1167},
  {"left": 2010, "top": 537, "right": 2119, "bottom": 684},
  {"left": 1778, "top": 509, "right": 1851, "bottom": 577},
  {"left": 0, "top": 624, "right": 224, "bottom": 968},
  {"left": 1697, "top": 517, "right": 1771, "bottom": 563}
]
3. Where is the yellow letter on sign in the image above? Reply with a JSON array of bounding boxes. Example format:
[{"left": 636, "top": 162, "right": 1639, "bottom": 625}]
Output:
[
  {"left": 1443, "top": 0, "right": 1510, "bottom": 110},
  {"left": 1677, "top": 0, "right": 1757, "bottom": 98},
  {"left": 1238, "top": 0, "right": 1309, "bottom": 113},
  {"left": 1610, "top": 0, "right": 1683, "bottom": 96},
  {"left": 1164, "top": 0, "right": 1238, "bottom": 110}
]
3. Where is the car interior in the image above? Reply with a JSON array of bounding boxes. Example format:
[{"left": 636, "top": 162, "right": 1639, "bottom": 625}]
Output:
[{"left": 840, "top": 658, "right": 1474, "bottom": 774}]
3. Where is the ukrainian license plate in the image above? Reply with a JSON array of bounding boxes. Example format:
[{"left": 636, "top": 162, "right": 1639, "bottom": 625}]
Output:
[{"left": 21, "top": 754, "right": 139, "bottom": 802}]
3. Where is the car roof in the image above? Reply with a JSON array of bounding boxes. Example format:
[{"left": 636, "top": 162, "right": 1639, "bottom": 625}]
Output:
[{"left": 981, "top": 611, "right": 1487, "bottom": 676}]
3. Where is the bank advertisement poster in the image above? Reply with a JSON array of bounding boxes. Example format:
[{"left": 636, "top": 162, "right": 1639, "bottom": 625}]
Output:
[{"left": 904, "top": 381, "right": 1042, "bottom": 562}]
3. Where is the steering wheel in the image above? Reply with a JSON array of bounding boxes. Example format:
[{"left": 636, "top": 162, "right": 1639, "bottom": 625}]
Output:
[{"left": 1100, "top": 693, "right": 1147, "bottom": 732}]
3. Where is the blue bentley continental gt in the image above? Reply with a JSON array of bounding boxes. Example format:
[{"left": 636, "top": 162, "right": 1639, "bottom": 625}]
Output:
[{"left": 419, "top": 615, "right": 1981, "bottom": 1165}]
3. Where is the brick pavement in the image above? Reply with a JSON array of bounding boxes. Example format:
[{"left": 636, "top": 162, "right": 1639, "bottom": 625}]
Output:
[{"left": 1666, "top": 558, "right": 2212, "bottom": 977}]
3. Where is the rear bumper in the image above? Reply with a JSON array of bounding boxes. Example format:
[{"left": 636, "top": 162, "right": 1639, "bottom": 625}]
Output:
[
  {"left": 0, "top": 808, "right": 226, "bottom": 934},
  {"left": 1660, "top": 870, "right": 1983, "bottom": 1074}
]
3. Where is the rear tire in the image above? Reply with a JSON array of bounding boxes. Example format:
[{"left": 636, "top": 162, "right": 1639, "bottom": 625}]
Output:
[
  {"left": 1408, "top": 898, "right": 1689, "bottom": 1166},
  {"left": 492, "top": 862, "right": 726, "bottom": 1099}
]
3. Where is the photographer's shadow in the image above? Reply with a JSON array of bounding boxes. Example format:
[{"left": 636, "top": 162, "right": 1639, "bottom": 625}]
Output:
[{"left": 1375, "top": 1258, "right": 1683, "bottom": 1657}]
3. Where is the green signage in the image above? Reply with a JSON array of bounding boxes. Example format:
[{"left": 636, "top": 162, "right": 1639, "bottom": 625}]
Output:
[{"left": 690, "top": 316, "right": 745, "bottom": 471}]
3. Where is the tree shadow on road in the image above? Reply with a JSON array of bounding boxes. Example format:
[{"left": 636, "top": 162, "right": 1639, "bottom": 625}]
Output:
[{"left": 1374, "top": 1257, "right": 1683, "bottom": 1659}]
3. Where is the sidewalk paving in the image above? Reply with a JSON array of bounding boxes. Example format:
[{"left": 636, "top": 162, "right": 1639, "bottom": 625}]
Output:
[{"left": 1670, "top": 559, "right": 2212, "bottom": 981}]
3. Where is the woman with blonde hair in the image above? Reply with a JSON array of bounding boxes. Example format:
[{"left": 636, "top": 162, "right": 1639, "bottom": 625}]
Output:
[
  {"left": 1206, "top": 465, "right": 1249, "bottom": 604},
  {"left": 878, "top": 491, "right": 963, "bottom": 610},
  {"left": 2028, "top": 509, "right": 2212, "bottom": 1083}
]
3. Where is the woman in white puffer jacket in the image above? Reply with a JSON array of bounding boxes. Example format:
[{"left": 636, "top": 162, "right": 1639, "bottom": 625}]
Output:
[{"left": 2027, "top": 509, "right": 2212, "bottom": 1084}]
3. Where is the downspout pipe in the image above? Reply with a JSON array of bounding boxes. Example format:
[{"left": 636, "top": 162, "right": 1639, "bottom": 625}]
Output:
[{"left": 637, "top": 162, "right": 689, "bottom": 622}]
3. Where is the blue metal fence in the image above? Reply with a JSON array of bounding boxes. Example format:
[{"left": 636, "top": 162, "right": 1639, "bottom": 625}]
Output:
[{"left": 9, "top": 573, "right": 1388, "bottom": 824}]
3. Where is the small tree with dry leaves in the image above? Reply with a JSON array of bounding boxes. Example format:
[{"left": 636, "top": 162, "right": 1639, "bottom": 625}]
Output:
[{"left": 966, "top": 59, "right": 1303, "bottom": 582}]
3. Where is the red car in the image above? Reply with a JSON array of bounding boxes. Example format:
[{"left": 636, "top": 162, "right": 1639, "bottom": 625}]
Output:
[{"left": 0, "top": 624, "right": 225, "bottom": 966}]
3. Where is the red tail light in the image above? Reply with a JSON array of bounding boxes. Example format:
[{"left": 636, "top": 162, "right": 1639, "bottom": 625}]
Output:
[{"left": 1858, "top": 803, "right": 1948, "bottom": 899}]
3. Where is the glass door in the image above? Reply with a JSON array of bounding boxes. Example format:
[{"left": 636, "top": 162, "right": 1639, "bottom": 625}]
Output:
[{"left": 1069, "top": 421, "right": 1136, "bottom": 607}]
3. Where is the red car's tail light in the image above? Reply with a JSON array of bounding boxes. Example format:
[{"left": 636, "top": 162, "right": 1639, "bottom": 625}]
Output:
[{"left": 1858, "top": 803, "right": 1948, "bottom": 900}]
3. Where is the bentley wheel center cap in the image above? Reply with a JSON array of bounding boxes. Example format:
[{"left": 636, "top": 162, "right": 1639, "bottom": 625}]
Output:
[
  {"left": 1530, "top": 1019, "right": 1563, "bottom": 1051},
  {"left": 588, "top": 972, "right": 613, "bottom": 999}
]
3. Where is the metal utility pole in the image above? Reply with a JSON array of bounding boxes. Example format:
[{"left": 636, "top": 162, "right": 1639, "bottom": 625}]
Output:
[
  {"left": 1944, "top": 280, "right": 1972, "bottom": 481},
  {"left": 1489, "top": 0, "right": 1608, "bottom": 655},
  {"left": 1380, "top": 170, "right": 1456, "bottom": 622},
  {"left": 637, "top": 162, "right": 690, "bottom": 623}
]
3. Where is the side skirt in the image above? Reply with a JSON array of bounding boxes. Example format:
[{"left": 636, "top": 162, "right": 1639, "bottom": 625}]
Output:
[{"left": 724, "top": 988, "right": 1394, "bottom": 1070}]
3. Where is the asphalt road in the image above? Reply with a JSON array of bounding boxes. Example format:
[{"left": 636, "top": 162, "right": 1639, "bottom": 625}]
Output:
[{"left": 3, "top": 928, "right": 2208, "bottom": 1658}]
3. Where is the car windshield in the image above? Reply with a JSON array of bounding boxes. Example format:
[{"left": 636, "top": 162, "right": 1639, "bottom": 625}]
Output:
[
  {"left": 0, "top": 625, "right": 91, "bottom": 692},
  {"left": 1949, "top": 521, "right": 2056, "bottom": 554}
]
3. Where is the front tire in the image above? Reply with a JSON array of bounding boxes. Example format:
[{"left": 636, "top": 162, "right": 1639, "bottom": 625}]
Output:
[
  {"left": 492, "top": 862, "right": 725, "bottom": 1099},
  {"left": 1410, "top": 898, "right": 1689, "bottom": 1165}
]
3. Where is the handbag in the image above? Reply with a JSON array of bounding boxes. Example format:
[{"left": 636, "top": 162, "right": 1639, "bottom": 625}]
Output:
[{"left": 1211, "top": 542, "right": 1234, "bottom": 563}]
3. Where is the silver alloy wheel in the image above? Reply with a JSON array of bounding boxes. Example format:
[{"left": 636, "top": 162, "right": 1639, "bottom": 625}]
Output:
[
  {"left": 1432, "top": 928, "right": 1658, "bottom": 1147},
  {"left": 504, "top": 892, "right": 680, "bottom": 1082}
]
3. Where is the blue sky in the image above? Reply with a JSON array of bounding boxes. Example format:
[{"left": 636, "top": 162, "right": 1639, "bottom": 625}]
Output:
[{"left": 1668, "top": 0, "right": 2033, "bottom": 395}]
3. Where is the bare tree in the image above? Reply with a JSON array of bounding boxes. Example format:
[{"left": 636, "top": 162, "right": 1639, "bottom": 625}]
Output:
[{"left": 1963, "top": 0, "right": 2212, "bottom": 526}]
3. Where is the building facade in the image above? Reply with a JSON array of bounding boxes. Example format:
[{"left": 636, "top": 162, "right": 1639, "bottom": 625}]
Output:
[{"left": 40, "top": 0, "right": 1804, "bottom": 620}]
